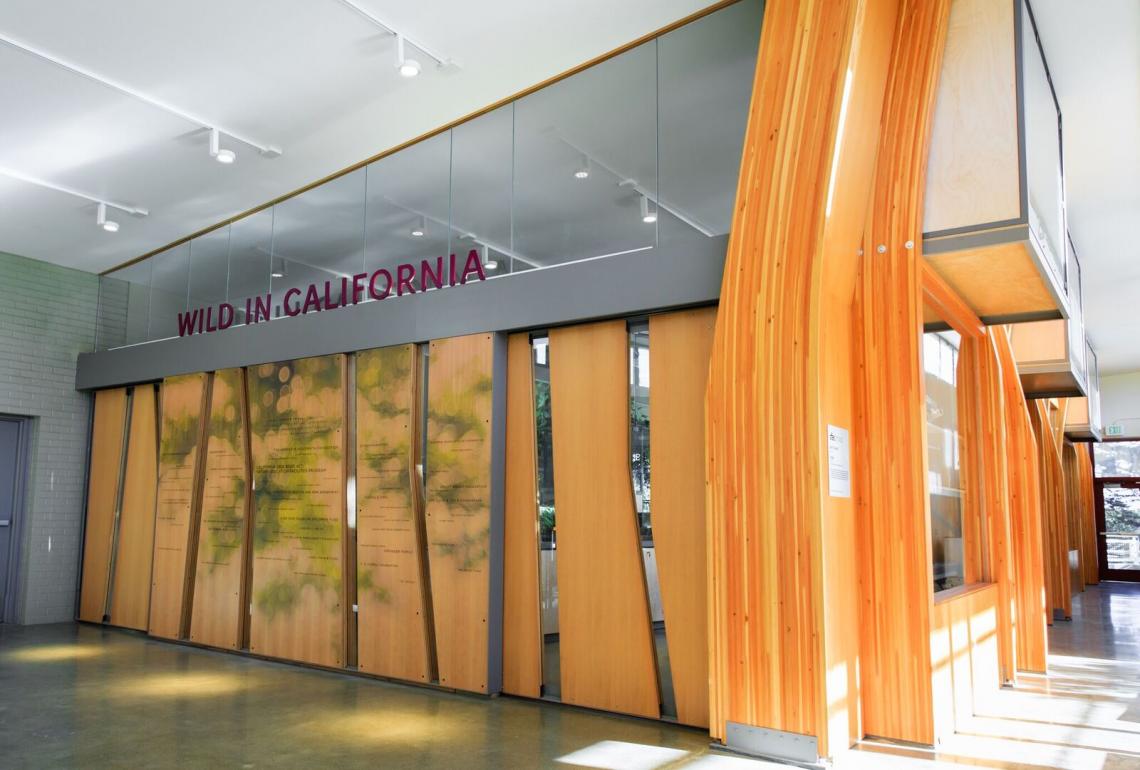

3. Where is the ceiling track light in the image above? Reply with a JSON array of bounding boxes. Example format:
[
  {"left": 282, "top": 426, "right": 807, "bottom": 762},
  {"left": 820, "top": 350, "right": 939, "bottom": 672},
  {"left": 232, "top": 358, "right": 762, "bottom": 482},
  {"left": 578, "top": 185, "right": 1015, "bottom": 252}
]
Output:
[
  {"left": 640, "top": 194, "right": 657, "bottom": 224},
  {"left": 209, "top": 128, "right": 236, "bottom": 164},
  {"left": 482, "top": 245, "right": 498, "bottom": 271},
  {"left": 574, "top": 155, "right": 590, "bottom": 180},
  {"left": 0, "top": 34, "right": 282, "bottom": 159},
  {"left": 0, "top": 166, "right": 147, "bottom": 231},
  {"left": 96, "top": 202, "right": 119, "bottom": 232},
  {"left": 410, "top": 216, "right": 426, "bottom": 238},
  {"left": 331, "top": 0, "right": 455, "bottom": 74}
]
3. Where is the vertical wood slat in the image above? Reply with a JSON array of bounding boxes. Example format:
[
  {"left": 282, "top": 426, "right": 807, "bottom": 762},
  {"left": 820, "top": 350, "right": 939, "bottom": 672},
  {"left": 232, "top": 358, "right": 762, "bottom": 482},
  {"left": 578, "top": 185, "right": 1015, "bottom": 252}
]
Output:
[
  {"left": 1077, "top": 446, "right": 1099, "bottom": 586},
  {"left": 854, "top": 0, "right": 953, "bottom": 747},
  {"left": 355, "top": 345, "right": 432, "bottom": 682},
  {"left": 247, "top": 356, "right": 347, "bottom": 667},
  {"left": 149, "top": 373, "right": 210, "bottom": 639},
  {"left": 109, "top": 384, "right": 159, "bottom": 631},
  {"left": 502, "top": 333, "right": 542, "bottom": 698},
  {"left": 78, "top": 388, "right": 129, "bottom": 623},
  {"left": 425, "top": 334, "right": 495, "bottom": 693},
  {"left": 648, "top": 308, "right": 715, "bottom": 728},
  {"left": 550, "top": 320, "right": 659, "bottom": 719},
  {"left": 189, "top": 368, "right": 251, "bottom": 650},
  {"left": 993, "top": 329, "right": 1048, "bottom": 671},
  {"left": 1029, "top": 399, "right": 1071, "bottom": 620}
]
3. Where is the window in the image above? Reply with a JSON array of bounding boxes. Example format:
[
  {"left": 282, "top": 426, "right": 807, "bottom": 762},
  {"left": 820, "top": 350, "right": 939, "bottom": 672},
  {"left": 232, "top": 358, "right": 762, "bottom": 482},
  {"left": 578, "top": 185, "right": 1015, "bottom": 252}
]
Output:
[
  {"left": 1094, "top": 441, "right": 1140, "bottom": 477},
  {"left": 924, "top": 330, "right": 965, "bottom": 593}
]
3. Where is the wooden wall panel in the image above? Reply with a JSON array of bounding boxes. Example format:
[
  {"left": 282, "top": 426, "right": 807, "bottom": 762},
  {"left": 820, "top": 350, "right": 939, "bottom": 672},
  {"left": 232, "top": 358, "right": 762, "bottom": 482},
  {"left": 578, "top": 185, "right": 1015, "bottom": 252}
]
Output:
[
  {"left": 1029, "top": 399, "right": 1070, "bottom": 620},
  {"left": 993, "top": 329, "right": 1048, "bottom": 672},
  {"left": 550, "top": 320, "right": 659, "bottom": 719},
  {"left": 109, "top": 385, "right": 158, "bottom": 631},
  {"left": 425, "top": 334, "right": 494, "bottom": 693},
  {"left": 149, "top": 373, "right": 209, "bottom": 639},
  {"left": 248, "top": 356, "right": 347, "bottom": 667},
  {"left": 1077, "top": 447, "right": 1098, "bottom": 586},
  {"left": 930, "top": 585, "right": 1000, "bottom": 743},
  {"left": 648, "top": 307, "right": 715, "bottom": 728},
  {"left": 189, "top": 368, "right": 251, "bottom": 650},
  {"left": 854, "top": 0, "right": 952, "bottom": 748},
  {"left": 79, "top": 388, "right": 128, "bottom": 622},
  {"left": 502, "top": 333, "right": 541, "bottom": 698},
  {"left": 926, "top": 243, "right": 1059, "bottom": 320},
  {"left": 355, "top": 345, "right": 432, "bottom": 682}
]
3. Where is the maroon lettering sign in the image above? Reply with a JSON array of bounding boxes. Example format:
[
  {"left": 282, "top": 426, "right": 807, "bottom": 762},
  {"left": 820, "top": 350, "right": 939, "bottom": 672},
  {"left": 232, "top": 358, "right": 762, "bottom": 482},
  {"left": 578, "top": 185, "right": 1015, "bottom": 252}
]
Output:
[{"left": 177, "top": 249, "right": 487, "bottom": 338}]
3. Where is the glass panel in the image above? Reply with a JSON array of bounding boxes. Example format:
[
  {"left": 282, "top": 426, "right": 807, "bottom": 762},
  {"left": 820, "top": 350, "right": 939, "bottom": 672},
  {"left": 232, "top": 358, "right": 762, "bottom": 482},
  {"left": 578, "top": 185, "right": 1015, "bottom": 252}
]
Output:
[
  {"left": 147, "top": 243, "right": 190, "bottom": 341},
  {"left": 365, "top": 132, "right": 454, "bottom": 299},
  {"left": 226, "top": 210, "right": 273, "bottom": 325},
  {"left": 925, "top": 329, "right": 965, "bottom": 592},
  {"left": 97, "top": 260, "right": 151, "bottom": 349},
  {"left": 1066, "top": 237, "right": 1086, "bottom": 383},
  {"left": 188, "top": 226, "right": 231, "bottom": 310},
  {"left": 1022, "top": 0, "right": 1065, "bottom": 281},
  {"left": 513, "top": 37, "right": 657, "bottom": 267},
  {"left": 1094, "top": 442, "right": 1140, "bottom": 477},
  {"left": 270, "top": 168, "right": 367, "bottom": 317},
  {"left": 532, "top": 335, "right": 559, "bottom": 699},
  {"left": 1102, "top": 486, "right": 1140, "bottom": 571},
  {"left": 1087, "top": 344, "right": 1100, "bottom": 429},
  {"left": 658, "top": 0, "right": 761, "bottom": 251},
  {"left": 450, "top": 105, "right": 521, "bottom": 277}
]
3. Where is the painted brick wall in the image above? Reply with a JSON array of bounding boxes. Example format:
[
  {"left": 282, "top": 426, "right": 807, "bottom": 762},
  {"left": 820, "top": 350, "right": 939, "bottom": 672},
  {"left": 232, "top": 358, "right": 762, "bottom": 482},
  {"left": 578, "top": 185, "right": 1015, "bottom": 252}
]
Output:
[{"left": 0, "top": 251, "right": 98, "bottom": 623}]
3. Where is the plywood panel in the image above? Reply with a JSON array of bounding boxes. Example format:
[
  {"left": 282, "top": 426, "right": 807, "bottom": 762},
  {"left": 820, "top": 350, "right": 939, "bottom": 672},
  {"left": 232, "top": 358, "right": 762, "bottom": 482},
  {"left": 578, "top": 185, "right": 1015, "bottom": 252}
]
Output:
[
  {"left": 1010, "top": 320, "right": 1068, "bottom": 366},
  {"left": 993, "top": 329, "right": 1048, "bottom": 672},
  {"left": 248, "top": 356, "right": 347, "bottom": 667},
  {"left": 109, "top": 385, "right": 158, "bottom": 631},
  {"left": 931, "top": 585, "right": 1000, "bottom": 743},
  {"left": 425, "top": 334, "right": 494, "bottom": 693},
  {"left": 189, "top": 368, "right": 251, "bottom": 650},
  {"left": 149, "top": 373, "right": 208, "bottom": 639},
  {"left": 502, "top": 333, "right": 541, "bottom": 698},
  {"left": 648, "top": 307, "right": 715, "bottom": 728},
  {"left": 355, "top": 345, "right": 432, "bottom": 682},
  {"left": 923, "top": 0, "right": 1020, "bottom": 233},
  {"left": 927, "top": 242, "right": 1058, "bottom": 319},
  {"left": 550, "top": 320, "right": 659, "bottom": 719},
  {"left": 79, "top": 388, "right": 128, "bottom": 623}
]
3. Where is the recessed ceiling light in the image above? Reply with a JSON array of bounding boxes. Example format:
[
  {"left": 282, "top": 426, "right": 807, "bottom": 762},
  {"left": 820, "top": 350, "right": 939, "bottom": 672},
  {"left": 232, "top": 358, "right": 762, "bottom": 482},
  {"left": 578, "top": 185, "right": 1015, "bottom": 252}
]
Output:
[{"left": 640, "top": 195, "right": 657, "bottom": 224}]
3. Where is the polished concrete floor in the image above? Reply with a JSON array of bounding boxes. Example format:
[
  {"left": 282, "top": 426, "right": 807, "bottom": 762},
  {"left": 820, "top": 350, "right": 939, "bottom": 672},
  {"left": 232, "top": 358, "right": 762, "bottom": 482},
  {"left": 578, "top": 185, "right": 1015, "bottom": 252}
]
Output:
[{"left": 0, "top": 583, "right": 1137, "bottom": 769}]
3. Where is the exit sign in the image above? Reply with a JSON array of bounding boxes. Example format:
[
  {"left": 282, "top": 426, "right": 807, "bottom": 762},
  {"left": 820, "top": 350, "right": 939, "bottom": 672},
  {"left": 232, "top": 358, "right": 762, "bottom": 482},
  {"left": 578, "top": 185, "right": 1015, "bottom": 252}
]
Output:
[{"left": 1107, "top": 424, "right": 1124, "bottom": 437}]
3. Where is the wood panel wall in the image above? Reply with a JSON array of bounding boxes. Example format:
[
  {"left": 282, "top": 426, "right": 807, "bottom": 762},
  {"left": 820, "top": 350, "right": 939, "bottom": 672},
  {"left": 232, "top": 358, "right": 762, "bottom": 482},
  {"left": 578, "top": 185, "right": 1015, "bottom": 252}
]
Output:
[
  {"left": 355, "top": 345, "right": 433, "bottom": 682},
  {"left": 648, "top": 307, "right": 715, "bottom": 729},
  {"left": 109, "top": 385, "right": 159, "bottom": 631},
  {"left": 248, "top": 356, "right": 348, "bottom": 667},
  {"left": 854, "top": 0, "right": 952, "bottom": 748},
  {"left": 149, "top": 373, "right": 209, "bottom": 639},
  {"left": 550, "top": 320, "right": 660, "bottom": 719},
  {"left": 189, "top": 368, "right": 251, "bottom": 650},
  {"left": 425, "top": 334, "right": 495, "bottom": 693},
  {"left": 1075, "top": 446, "right": 1098, "bottom": 586},
  {"left": 704, "top": 0, "right": 909, "bottom": 755},
  {"left": 1029, "top": 399, "right": 1071, "bottom": 620},
  {"left": 502, "top": 333, "right": 542, "bottom": 698},
  {"left": 993, "top": 329, "right": 1048, "bottom": 672},
  {"left": 78, "top": 387, "right": 128, "bottom": 622},
  {"left": 930, "top": 585, "right": 1001, "bottom": 744}
]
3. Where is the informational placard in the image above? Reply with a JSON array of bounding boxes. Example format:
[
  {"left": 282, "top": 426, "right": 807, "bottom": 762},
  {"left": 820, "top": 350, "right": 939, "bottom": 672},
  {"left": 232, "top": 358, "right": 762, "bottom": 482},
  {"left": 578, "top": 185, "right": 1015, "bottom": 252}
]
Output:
[
  {"left": 827, "top": 424, "right": 851, "bottom": 498},
  {"left": 247, "top": 355, "right": 346, "bottom": 667},
  {"left": 355, "top": 344, "right": 432, "bottom": 681}
]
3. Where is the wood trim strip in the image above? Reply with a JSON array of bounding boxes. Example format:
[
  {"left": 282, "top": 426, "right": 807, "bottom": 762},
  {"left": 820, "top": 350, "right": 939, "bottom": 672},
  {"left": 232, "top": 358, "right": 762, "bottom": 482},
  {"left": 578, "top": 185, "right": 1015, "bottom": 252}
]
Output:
[{"left": 923, "top": 261, "right": 985, "bottom": 338}]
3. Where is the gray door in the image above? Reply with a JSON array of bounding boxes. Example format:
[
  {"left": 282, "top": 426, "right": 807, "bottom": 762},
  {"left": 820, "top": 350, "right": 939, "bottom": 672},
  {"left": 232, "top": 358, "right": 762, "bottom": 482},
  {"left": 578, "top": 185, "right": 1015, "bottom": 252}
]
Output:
[{"left": 0, "top": 420, "right": 21, "bottom": 619}]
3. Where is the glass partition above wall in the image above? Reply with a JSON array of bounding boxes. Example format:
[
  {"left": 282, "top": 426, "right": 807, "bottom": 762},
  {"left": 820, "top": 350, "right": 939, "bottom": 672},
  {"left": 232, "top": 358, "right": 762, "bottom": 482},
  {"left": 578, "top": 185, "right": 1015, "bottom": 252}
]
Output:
[{"left": 95, "top": 0, "right": 762, "bottom": 349}]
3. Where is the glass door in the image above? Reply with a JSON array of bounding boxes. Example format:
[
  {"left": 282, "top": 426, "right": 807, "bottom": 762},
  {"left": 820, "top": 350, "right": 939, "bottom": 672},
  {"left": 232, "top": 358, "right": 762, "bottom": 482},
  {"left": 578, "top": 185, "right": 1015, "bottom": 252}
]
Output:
[{"left": 1095, "top": 479, "right": 1140, "bottom": 581}]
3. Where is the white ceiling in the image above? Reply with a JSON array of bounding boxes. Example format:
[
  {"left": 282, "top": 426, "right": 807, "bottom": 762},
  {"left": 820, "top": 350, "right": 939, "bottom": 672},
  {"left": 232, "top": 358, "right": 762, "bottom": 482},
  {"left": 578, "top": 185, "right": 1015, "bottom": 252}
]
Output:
[
  {"left": 0, "top": 0, "right": 716, "bottom": 274},
  {"left": 1032, "top": 0, "right": 1140, "bottom": 375}
]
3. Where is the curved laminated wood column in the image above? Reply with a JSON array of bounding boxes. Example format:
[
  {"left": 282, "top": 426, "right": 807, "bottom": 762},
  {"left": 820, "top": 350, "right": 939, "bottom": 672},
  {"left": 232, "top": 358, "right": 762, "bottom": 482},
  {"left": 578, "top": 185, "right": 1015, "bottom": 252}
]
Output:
[
  {"left": 704, "top": 0, "right": 905, "bottom": 756},
  {"left": 1030, "top": 399, "right": 1071, "bottom": 620},
  {"left": 994, "top": 329, "right": 1047, "bottom": 671},
  {"left": 502, "top": 333, "right": 542, "bottom": 698},
  {"left": 853, "top": 0, "right": 951, "bottom": 747},
  {"left": 1076, "top": 446, "right": 1098, "bottom": 586},
  {"left": 109, "top": 384, "right": 159, "bottom": 631},
  {"left": 551, "top": 320, "right": 660, "bottom": 719}
]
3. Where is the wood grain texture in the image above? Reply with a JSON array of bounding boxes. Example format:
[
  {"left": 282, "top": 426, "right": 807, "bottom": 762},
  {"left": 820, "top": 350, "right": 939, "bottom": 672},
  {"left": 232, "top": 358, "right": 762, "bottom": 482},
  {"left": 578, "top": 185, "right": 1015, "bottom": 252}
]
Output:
[
  {"left": 189, "top": 368, "right": 251, "bottom": 650},
  {"left": 705, "top": 0, "right": 901, "bottom": 754},
  {"left": 923, "top": 262, "right": 985, "bottom": 339},
  {"left": 550, "top": 320, "right": 659, "bottom": 719},
  {"left": 1076, "top": 446, "right": 1098, "bottom": 585},
  {"left": 1010, "top": 320, "right": 1068, "bottom": 366},
  {"left": 1062, "top": 440, "right": 1097, "bottom": 590},
  {"left": 149, "top": 373, "right": 209, "bottom": 639},
  {"left": 926, "top": 242, "right": 1059, "bottom": 319},
  {"left": 930, "top": 584, "right": 1001, "bottom": 744},
  {"left": 79, "top": 388, "right": 128, "bottom": 623},
  {"left": 425, "top": 334, "right": 494, "bottom": 693},
  {"left": 502, "top": 333, "right": 542, "bottom": 699},
  {"left": 854, "top": 0, "right": 952, "bottom": 747},
  {"left": 648, "top": 307, "right": 715, "bottom": 728},
  {"left": 109, "top": 385, "right": 159, "bottom": 631},
  {"left": 355, "top": 345, "right": 432, "bottom": 682},
  {"left": 248, "top": 356, "right": 348, "bottom": 667},
  {"left": 1029, "top": 399, "right": 1071, "bottom": 620},
  {"left": 923, "top": 0, "right": 1020, "bottom": 234},
  {"left": 993, "top": 328, "right": 1048, "bottom": 672}
]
